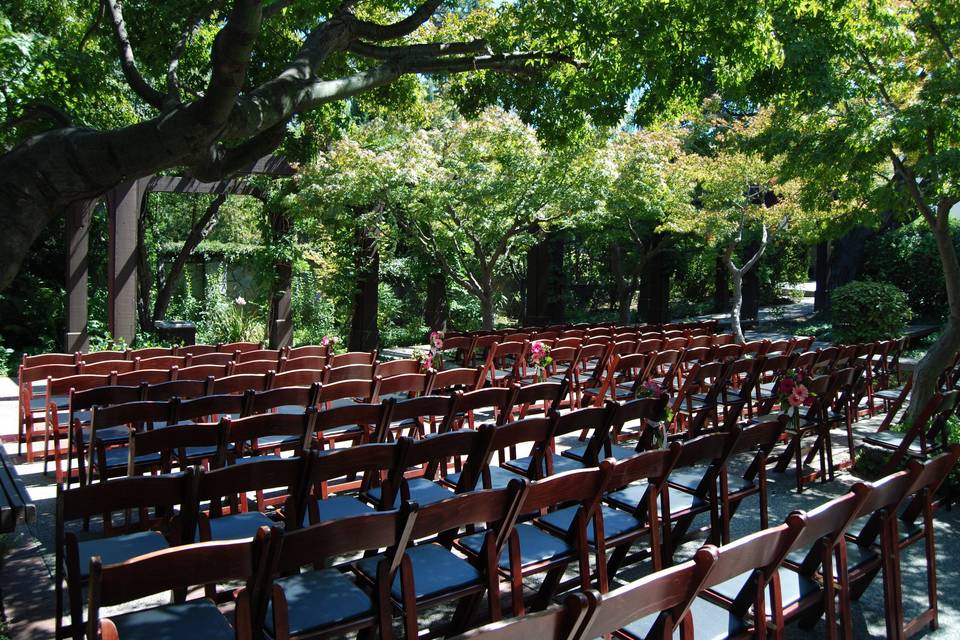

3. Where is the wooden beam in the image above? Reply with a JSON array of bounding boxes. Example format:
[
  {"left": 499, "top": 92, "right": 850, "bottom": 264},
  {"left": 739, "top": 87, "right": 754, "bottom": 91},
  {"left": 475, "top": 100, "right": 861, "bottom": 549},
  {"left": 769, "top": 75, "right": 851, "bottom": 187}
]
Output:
[
  {"left": 64, "top": 200, "right": 95, "bottom": 352},
  {"left": 145, "top": 176, "right": 265, "bottom": 199},
  {"left": 107, "top": 180, "right": 145, "bottom": 345}
]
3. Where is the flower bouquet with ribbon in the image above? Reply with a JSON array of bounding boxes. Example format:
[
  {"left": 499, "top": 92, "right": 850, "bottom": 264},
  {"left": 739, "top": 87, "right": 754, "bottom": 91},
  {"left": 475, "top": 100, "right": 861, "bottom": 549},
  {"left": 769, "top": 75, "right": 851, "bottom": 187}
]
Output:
[
  {"left": 775, "top": 368, "right": 812, "bottom": 430},
  {"left": 635, "top": 379, "right": 674, "bottom": 448},
  {"left": 529, "top": 340, "right": 553, "bottom": 383},
  {"left": 413, "top": 330, "right": 444, "bottom": 372}
]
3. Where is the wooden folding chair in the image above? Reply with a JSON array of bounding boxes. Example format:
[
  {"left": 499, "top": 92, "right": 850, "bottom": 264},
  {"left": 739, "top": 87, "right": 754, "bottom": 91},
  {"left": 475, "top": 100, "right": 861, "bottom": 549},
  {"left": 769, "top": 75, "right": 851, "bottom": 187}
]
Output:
[
  {"left": 462, "top": 465, "right": 612, "bottom": 616},
  {"left": 543, "top": 444, "right": 682, "bottom": 584},
  {"left": 43, "top": 374, "right": 114, "bottom": 482},
  {"left": 356, "top": 482, "right": 528, "bottom": 637},
  {"left": 304, "top": 441, "right": 399, "bottom": 522},
  {"left": 87, "top": 527, "right": 278, "bottom": 640},
  {"left": 578, "top": 546, "right": 719, "bottom": 640},
  {"left": 56, "top": 471, "right": 197, "bottom": 640},
  {"left": 195, "top": 456, "right": 309, "bottom": 542},
  {"left": 65, "top": 383, "right": 145, "bottom": 488},
  {"left": 86, "top": 400, "right": 177, "bottom": 483},
  {"left": 865, "top": 389, "right": 960, "bottom": 476},
  {"left": 261, "top": 503, "right": 418, "bottom": 640}
]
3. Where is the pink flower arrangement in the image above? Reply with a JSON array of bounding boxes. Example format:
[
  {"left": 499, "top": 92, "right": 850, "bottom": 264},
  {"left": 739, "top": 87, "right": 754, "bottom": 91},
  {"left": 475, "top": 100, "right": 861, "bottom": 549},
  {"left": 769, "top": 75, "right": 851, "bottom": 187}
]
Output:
[
  {"left": 321, "top": 335, "right": 338, "bottom": 347},
  {"left": 776, "top": 368, "right": 814, "bottom": 419},
  {"left": 529, "top": 340, "right": 552, "bottom": 383},
  {"left": 634, "top": 378, "right": 674, "bottom": 427}
]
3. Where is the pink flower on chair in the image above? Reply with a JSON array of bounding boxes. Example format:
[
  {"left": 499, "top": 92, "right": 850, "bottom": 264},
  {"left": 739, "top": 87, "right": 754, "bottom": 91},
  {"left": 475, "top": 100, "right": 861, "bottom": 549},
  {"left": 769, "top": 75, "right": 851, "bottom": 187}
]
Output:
[{"left": 788, "top": 384, "right": 809, "bottom": 408}]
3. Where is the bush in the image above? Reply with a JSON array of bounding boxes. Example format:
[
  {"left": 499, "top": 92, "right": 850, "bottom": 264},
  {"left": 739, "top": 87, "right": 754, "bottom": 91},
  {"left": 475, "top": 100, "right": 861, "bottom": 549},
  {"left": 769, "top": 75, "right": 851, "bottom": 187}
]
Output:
[
  {"left": 864, "top": 218, "right": 960, "bottom": 320},
  {"left": 831, "top": 280, "right": 911, "bottom": 343}
]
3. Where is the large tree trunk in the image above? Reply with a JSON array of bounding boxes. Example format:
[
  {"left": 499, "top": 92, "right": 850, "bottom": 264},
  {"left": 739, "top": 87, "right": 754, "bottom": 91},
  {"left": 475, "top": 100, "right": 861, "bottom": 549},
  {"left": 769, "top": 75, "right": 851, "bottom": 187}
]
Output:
[
  {"left": 906, "top": 202, "right": 960, "bottom": 424},
  {"left": 348, "top": 226, "right": 380, "bottom": 351},
  {"left": 814, "top": 240, "right": 831, "bottom": 311},
  {"left": 545, "top": 234, "right": 566, "bottom": 323},
  {"left": 713, "top": 254, "right": 729, "bottom": 313},
  {"left": 638, "top": 252, "right": 671, "bottom": 324},
  {"left": 727, "top": 256, "right": 746, "bottom": 343},
  {"left": 480, "top": 291, "right": 495, "bottom": 331},
  {"left": 424, "top": 271, "right": 448, "bottom": 332}
]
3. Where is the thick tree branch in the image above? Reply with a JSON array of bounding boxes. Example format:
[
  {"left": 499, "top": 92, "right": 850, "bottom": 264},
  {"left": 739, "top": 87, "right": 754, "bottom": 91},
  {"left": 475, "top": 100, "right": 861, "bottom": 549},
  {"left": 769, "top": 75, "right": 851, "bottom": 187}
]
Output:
[
  {"left": 348, "top": 39, "right": 491, "bottom": 60},
  {"left": 350, "top": 0, "right": 443, "bottom": 41},
  {"left": 190, "top": 118, "right": 288, "bottom": 181},
  {"left": 104, "top": 0, "right": 165, "bottom": 109},
  {"left": 196, "top": 0, "right": 264, "bottom": 127}
]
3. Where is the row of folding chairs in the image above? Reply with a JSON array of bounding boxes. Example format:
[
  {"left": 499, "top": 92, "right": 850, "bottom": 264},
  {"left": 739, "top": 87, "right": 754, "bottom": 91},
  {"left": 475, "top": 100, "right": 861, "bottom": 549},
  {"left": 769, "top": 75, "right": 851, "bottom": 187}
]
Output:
[
  {"left": 21, "top": 352, "right": 388, "bottom": 471},
  {"left": 445, "top": 319, "right": 719, "bottom": 341},
  {"left": 78, "top": 378, "right": 570, "bottom": 486},
  {"left": 456, "top": 446, "right": 959, "bottom": 640},
  {"left": 65, "top": 443, "right": 959, "bottom": 640},
  {"left": 15, "top": 345, "right": 368, "bottom": 461}
]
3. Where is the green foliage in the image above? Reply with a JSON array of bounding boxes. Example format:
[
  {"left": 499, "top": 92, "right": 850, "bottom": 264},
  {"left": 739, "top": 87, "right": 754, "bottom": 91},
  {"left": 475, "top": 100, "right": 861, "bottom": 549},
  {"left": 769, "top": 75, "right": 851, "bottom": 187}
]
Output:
[
  {"left": 831, "top": 280, "right": 912, "bottom": 344},
  {"left": 864, "top": 219, "right": 960, "bottom": 320},
  {"left": 196, "top": 266, "right": 265, "bottom": 345}
]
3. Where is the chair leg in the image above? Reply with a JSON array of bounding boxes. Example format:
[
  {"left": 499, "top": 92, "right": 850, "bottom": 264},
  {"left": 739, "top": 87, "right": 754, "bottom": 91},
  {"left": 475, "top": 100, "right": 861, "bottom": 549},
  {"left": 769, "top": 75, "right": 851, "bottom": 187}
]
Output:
[{"left": 532, "top": 565, "right": 566, "bottom": 611}]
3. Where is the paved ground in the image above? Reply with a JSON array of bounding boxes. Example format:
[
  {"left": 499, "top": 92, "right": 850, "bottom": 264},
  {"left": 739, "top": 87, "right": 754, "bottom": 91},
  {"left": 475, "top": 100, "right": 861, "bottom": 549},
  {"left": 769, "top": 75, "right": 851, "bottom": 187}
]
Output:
[{"left": 3, "top": 372, "right": 960, "bottom": 639}]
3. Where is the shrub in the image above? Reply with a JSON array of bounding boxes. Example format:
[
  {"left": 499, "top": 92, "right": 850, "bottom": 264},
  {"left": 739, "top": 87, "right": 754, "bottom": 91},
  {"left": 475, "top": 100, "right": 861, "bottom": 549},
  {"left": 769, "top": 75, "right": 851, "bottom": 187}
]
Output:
[
  {"left": 831, "top": 280, "right": 911, "bottom": 343},
  {"left": 864, "top": 218, "right": 960, "bottom": 320}
]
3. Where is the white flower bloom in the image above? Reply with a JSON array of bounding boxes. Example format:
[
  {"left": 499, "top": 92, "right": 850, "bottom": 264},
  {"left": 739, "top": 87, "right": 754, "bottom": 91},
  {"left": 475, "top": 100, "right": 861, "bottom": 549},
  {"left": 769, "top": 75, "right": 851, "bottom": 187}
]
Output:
[{"left": 235, "top": 296, "right": 247, "bottom": 306}]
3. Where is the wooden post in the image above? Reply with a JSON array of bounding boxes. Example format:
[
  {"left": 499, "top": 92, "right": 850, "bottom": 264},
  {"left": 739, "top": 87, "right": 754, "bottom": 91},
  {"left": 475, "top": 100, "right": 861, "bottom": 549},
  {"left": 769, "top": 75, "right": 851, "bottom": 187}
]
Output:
[
  {"left": 64, "top": 200, "right": 94, "bottom": 352},
  {"left": 106, "top": 180, "right": 143, "bottom": 345}
]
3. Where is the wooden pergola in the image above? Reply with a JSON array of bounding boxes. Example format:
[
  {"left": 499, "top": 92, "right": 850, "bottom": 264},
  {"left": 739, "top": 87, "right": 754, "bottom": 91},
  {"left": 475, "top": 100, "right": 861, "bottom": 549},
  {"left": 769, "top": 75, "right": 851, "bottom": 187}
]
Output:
[{"left": 64, "top": 155, "right": 295, "bottom": 351}]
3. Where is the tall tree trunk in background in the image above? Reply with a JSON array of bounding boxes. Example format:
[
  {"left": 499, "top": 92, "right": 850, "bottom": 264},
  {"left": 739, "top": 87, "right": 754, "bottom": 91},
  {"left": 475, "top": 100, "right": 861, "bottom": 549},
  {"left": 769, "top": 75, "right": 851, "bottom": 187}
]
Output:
[
  {"left": 906, "top": 199, "right": 960, "bottom": 424},
  {"left": 742, "top": 240, "right": 761, "bottom": 322},
  {"left": 348, "top": 225, "right": 380, "bottom": 351},
  {"left": 545, "top": 233, "right": 566, "bottom": 323},
  {"left": 638, "top": 252, "right": 671, "bottom": 324},
  {"left": 610, "top": 242, "right": 630, "bottom": 322},
  {"left": 424, "top": 271, "right": 448, "bottom": 333},
  {"left": 153, "top": 193, "right": 226, "bottom": 323},
  {"left": 713, "top": 254, "right": 729, "bottom": 313},
  {"left": 266, "top": 204, "right": 293, "bottom": 349},
  {"left": 814, "top": 241, "right": 831, "bottom": 311},
  {"left": 525, "top": 240, "right": 548, "bottom": 325},
  {"left": 827, "top": 226, "right": 872, "bottom": 292}
]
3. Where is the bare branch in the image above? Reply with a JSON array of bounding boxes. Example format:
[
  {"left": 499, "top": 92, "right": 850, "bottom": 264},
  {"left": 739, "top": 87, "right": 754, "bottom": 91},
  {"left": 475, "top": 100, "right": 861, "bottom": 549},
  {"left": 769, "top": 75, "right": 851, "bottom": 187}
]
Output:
[
  {"left": 350, "top": 0, "right": 442, "bottom": 42},
  {"left": 889, "top": 151, "right": 937, "bottom": 226},
  {"left": 104, "top": 0, "right": 165, "bottom": 108},
  {"left": 740, "top": 223, "right": 768, "bottom": 273},
  {"left": 167, "top": 3, "right": 220, "bottom": 105},
  {"left": 3, "top": 102, "right": 72, "bottom": 132},
  {"left": 78, "top": 0, "right": 105, "bottom": 51},
  {"left": 348, "top": 39, "right": 491, "bottom": 60}
]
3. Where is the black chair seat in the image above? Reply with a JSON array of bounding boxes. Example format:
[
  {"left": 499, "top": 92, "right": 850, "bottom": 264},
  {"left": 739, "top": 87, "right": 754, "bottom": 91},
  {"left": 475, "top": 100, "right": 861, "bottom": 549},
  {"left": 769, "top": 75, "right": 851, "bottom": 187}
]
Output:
[
  {"left": 30, "top": 395, "right": 67, "bottom": 412},
  {"left": 459, "top": 523, "right": 572, "bottom": 570},
  {"left": 607, "top": 484, "right": 703, "bottom": 516},
  {"left": 109, "top": 600, "right": 234, "bottom": 640},
  {"left": 709, "top": 566, "right": 819, "bottom": 612},
  {"left": 502, "top": 453, "right": 584, "bottom": 477},
  {"left": 562, "top": 443, "right": 637, "bottom": 463},
  {"left": 537, "top": 504, "right": 644, "bottom": 544},
  {"left": 252, "top": 433, "right": 303, "bottom": 449},
  {"left": 76, "top": 531, "right": 168, "bottom": 578},
  {"left": 80, "top": 425, "right": 132, "bottom": 445},
  {"left": 206, "top": 510, "right": 275, "bottom": 541},
  {"left": 266, "top": 568, "right": 374, "bottom": 636},
  {"left": 305, "top": 495, "right": 375, "bottom": 525},
  {"left": 863, "top": 430, "right": 926, "bottom": 454},
  {"left": 367, "top": 477, "right": 454, "bottom": 508},
  {"left": 875, "top": 387, "right": 908, "bottom": 401},
  {"left": 677, "top": 596, "right": 748, "bottom": 640},
  {"left": 100, "top": 447, "right": 162, "bottom": 469},
  {"left": 356, "top": 543, "right": 480, "bottom": 600},
  {"left": 445, "top": 464, "right": 525, "bottom": 490}
]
